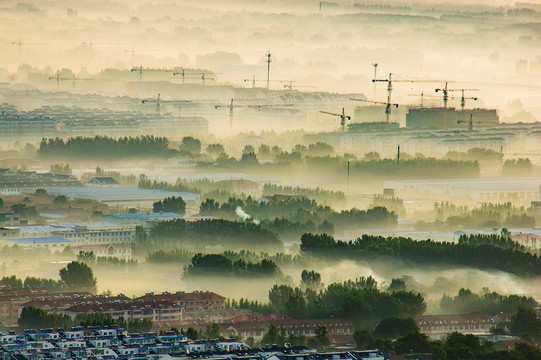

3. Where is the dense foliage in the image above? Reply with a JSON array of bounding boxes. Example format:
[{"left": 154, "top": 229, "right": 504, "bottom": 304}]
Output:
[
  {"left": 199, "top": 196, "right": 396, "bottom": 239},
  {"left": 440, "top": 288, "right": 538, "bottom": 315},
  {"left": 417, "top": 202, "right": 535, "bottom": 230},
  {"left": 59, "top": 261, "right": 98, "bottom": 294},
  {"left": 262, "top": 184, "right": 346, "bottom": 206},
  {"left": 143, "top": 219, "right": 282, "bottom": 251},
  {"left": 300, "top": 233, "right": 541, "bottom": 276},
  {"left": 153, "top": 196, "right": 186, "bottom": 215},
  {"left": 183, "top": 253, "right": 283, "bottom": 278},
  {"left": 38, "top": 135, "right": 171, "bottom": 159}
]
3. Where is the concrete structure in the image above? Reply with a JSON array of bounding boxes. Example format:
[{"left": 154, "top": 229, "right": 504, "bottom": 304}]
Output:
[
  {"left": 3, "top": 236, "right": 72, "bottom": 251},
  {"left": 102, "top": 212, "right": 184, "bottom": 227},
  {"left": 417, "top": 313, "right": 510, "bottom": 340},
  {"left": 0, "top": 170, "right": 82, "bottom": 195},
  {"left": 383, "top": 177, "right": 541, "bottom": 203},
  {"left": 73, "top": 243, "right": 133, "bottom": 260},
  {"left": 17, "top": 222, "right": 136, "bottom": 246},
  {"left": 45, "top": 187, "right": 200, "bottom": 209},
  {"left": 406, "top": 107, "right": 499, "bottom": 129}
]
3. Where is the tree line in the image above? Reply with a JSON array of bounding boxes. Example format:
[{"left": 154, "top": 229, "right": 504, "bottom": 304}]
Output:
[
  {"left": 38, "top": 135, "right": 172, "bottom": 159},
  {"left": 19, "top": 308, "right": 152, "bottom": 333},
  {"left": 183, "top": 253, "right": 283, "bottom": 278},
  {"left": 139, "top": 218, "right": 282, "bottom": 251},
  {"left": 0, "top": 261, "right": 97, "bottom": 294},
  {"left": 300, "top": 233, "right": 541, "bottom": 276}
]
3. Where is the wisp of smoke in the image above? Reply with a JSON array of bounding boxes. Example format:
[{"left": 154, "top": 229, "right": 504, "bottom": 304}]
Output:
[
  {"left": 235, "top": 206, "right": 260, "bottom": 224},
  {"left": 235, "top": 206, "right": 251, "bottom": 221}
]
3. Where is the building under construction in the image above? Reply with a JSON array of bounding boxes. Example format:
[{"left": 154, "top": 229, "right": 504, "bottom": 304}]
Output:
[{"left": 406, "top": 107, "right": 499, "bottom": 129}]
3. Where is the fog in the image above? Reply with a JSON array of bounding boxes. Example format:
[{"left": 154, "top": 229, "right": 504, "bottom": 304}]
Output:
[{"left": 2, "top": 0, "right": 541, "bottom": 334}]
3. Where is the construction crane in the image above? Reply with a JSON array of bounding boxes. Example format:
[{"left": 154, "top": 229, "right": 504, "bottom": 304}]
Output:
[
  {"left": 282, "top": 81, "right": 316, "bottom": 90},
  {"left": 407, "top": 92, "right": 442, "bottom": 108},
  {"left": 319, "top": 108, "right": 352, "bottom": 132},
  {"left": 11, "top": 39, "right": 46, "bottom": 64},
  {"left": 243, "top": 76, "right": 286, "bottom": 89},
  {"left": 349, "top": 98, "right": 399, "bottom": 123},
  {"left": 172, "top": 69, "right": 217, "bottom": 84},
  {"left": 373, "top": 73, "right": 450, "bottom": 122},
  {"left": 131, "top": 66, "right": 179, "bottom": 81},
  {"left": 435, "top": 83, "right": 479, "bottom": 109},
  {"left": 214, "top": 98, "right": 294, "bottom": 134},
  {"left": 48, "top": 73, "right": 100, "bottom": 89}
]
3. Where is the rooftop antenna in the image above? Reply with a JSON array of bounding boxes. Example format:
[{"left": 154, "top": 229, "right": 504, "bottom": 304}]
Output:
[{"left": 266, "top": 51, "right": 272, "bottom": 90}]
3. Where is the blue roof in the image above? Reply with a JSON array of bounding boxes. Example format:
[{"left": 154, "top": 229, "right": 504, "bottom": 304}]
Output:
[{"left": 6, "top": 236, "right": 72, "bottom": 244}]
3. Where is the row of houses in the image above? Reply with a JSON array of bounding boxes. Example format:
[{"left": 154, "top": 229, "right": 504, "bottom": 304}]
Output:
[
  {"left": 0, "top": 325, "right": 390, "bottom": 360},
  {"left": 0, "top": 289, "right": 227, "bottom": 327},
  {"left": 0, "top": 102, "right": 209, "bottom": 143}
]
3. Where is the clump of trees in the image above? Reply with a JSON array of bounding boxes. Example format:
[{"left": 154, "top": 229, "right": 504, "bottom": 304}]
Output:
[
  {"left": 142, "top": 219, "right": 282, "bottom": 251},
  {"left": 417, "top": 202, "right": 535, "bottom": 230},
  {"left": 59, "top": 261, "right": 97, "bottom": 294},
  {"left": 440, "top": 288, "right": 538, "bottom": 315},
  {"left": 199, "top": 196, "right": 397, "bottom": 239},
  {"left": 18, "top": 307, "right": 153, "bottom": 332},
  {"left": 153, "top": 196, "right": 186, "bottom": 215},
  {"left": 38, "top": 135, "right": 172, "bottom": 159},
  {"left": 229, "top": 274, "right": 426, "bottom": 327},
  {"left": 183, "top": 253, "right": 283, "bottom": 278},
  {"left": 300, "top": 233, "right": 541, "bottom": 276}
]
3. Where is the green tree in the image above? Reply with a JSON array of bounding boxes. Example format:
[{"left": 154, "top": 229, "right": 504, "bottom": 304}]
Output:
[
  {"left": 301, "top": 270, "right": 322, "bottom": 290},
  {"left": 243, "top": 145, "right": 256, "bottom": 154},
  {"left": 59, "top": 261, "right": 97, "bottom": 294},
  {"left": 18, "top": 306, "right": 72, "bottom": 329},
  {"left": 34, "top": 188, "right": 47, "bottom": 196},
  {"left": 186, "top": 327, "right": 200, "bottom": 340},
  {"left": 261, "top": 324, "right": 286, "bottom": 346},
  {"left": 206, "top": 143, "right": 225, "bottom": 158},
  {"left": 53, "top": 195, "right": 69, "bottom": 208},
  {"left": 314, "top": 325, "right": 330, "bottom": 349},
  {"left": 353, "top": 329, "right": 375, "bottom": 349},
  {"left": 510, "top": 306, "right": 541, "bottom": 341},
  {"left": 153, "top": 196, "right": 186, "bottom": 215},
  {"left": 269, "top": 284, "right": 294, "bottom": 310},
  {"left": 77, "top": 251, "right": 97, "bottom": 265},
  {"left": 0, "top": 275, "right": 23, "bottom": 289},
  {"left": 179, "top": 136, "right": 201, "bottom": 154},
  {"left": 373, "top": 317, "right": 420, "bottom": 339},
  {"left": 203, "top": 323, "right": 222, "bottom": 339}
]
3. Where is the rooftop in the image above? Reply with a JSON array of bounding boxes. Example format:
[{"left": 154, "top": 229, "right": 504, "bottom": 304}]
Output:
[{"left": 6, "top": 236, "right": 72, "bottom": 245}]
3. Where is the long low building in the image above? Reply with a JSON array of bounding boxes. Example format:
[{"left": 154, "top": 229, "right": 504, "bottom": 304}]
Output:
[
  {"left": 384, "top": 177, "right": 541, "bottom": 203},
  {"left": 45, "top": 187, "right": 200, "bottom": 209}
]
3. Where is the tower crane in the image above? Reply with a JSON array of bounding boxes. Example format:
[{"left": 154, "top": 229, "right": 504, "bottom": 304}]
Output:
[
  {"left": 407, "top": 92, "right": 442, "bottom": 108},
  {"left": 11, "top": 39, "right": 47, "bottom": 64},
  {"left": 243, "top": 76, "right": 286, "bottom": 89},
  {"left": 172, "top": 69, "right": 217, "bottom": 84},
  {"left": 131, "top": 66, "right": 178, "bottom": 81},
  {"left": 434, "top": 83, "right": 479, "bottom": 109},
  {"left": 214, "top": 98, "right": 294, "bottom": 134},
  {"left": 282, "top": 81, "right": 316, "bottom": 90},
  {"left": 48, "top": 73, "right": 101, "bottom": 89},
  {"left": 319, "top": 108, "right": 352, "bottom": 132},
  {"left": 349, "top": 98, "right": 399, "bottom": 123},
  {"left": 372, "top": 73, "right": 450, "bottom": 122}
]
